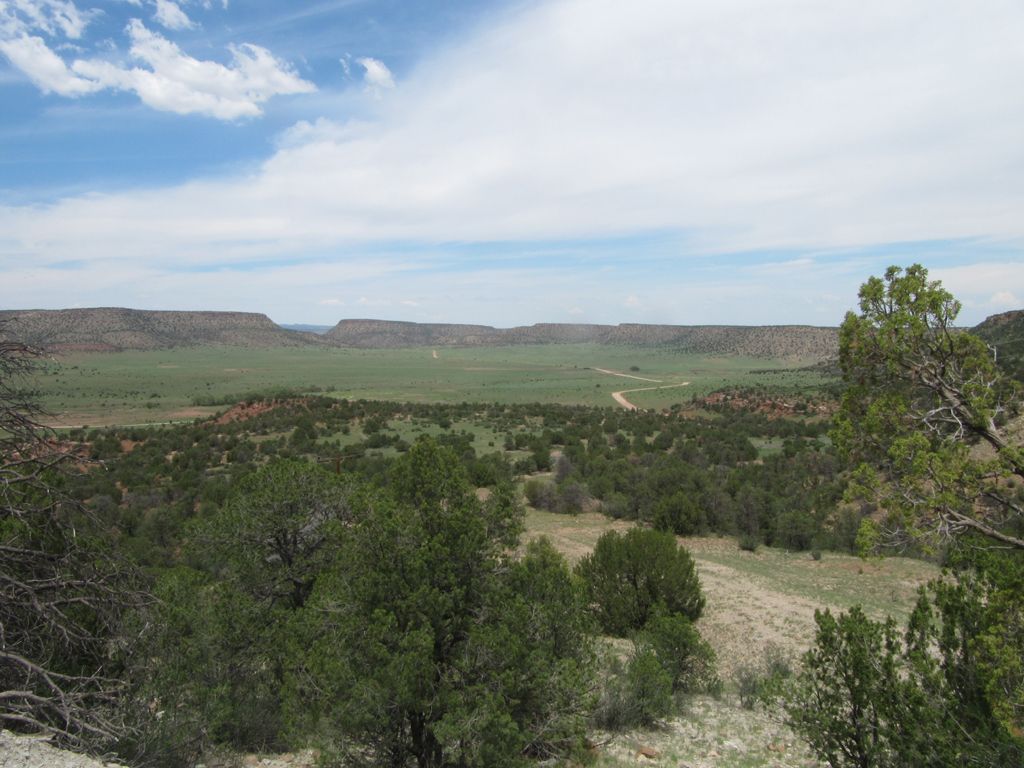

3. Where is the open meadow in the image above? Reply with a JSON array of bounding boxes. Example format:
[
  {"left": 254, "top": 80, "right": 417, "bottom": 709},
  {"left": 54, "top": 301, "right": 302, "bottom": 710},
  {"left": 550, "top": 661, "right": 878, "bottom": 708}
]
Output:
[{"left": 33, "top": 344, "right": 833, "bottom": 428}]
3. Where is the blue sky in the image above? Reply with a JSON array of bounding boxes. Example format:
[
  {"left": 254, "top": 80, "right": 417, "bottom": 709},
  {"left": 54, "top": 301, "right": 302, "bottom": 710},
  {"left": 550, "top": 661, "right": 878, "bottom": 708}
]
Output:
[{"left": 2, "top": 0, "right": 1023, "bottom": 328}]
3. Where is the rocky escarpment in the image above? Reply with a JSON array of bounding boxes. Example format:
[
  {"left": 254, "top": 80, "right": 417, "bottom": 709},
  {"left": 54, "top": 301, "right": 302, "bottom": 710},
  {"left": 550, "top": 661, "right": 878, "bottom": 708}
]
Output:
[
  {"left": 325, "top": 319, "right": 839, "bottom": 359},
  {"left": 0, "top": 308, "right": 339, "bottom": 351}
]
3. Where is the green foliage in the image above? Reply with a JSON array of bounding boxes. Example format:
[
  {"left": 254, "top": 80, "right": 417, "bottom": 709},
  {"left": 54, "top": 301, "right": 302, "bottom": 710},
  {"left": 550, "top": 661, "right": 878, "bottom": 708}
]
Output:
[
  {"left": 652, "top": 491, "right": 704, "bottom": 536},
  {"left": 635, "top": 607, "right": 717, "bottom": 694},
  {"left": 190, "top": 460, "right": 354, "bottom": 610},
  {"left": 974, "top": 587, "right": 1024, "bottom": 745},
  {"left": 590, "top": 649, "right": 673, "bottom": 732},
  {"left": 971, "top": 309, "right": 1024, "bottom": 385},
  {"left": 575, "top": 528, "right": 705, "bottom": 637},
  {"left": 786, "top": 578, "right": 1022, "bottom": 767},
  {"left": 284, "top": 440, "right": 593, "bottom": 767},
  {"left": 128, "top": 568, "right": 288, "bottom": 763},
  {"left": 737, "top": 533, "right": 759, "bottom": 552},
  {"left": 591, "top": 607, "right": 716, "bottom": 732},
  {"left": 734, "top": 642, "right": 793, "bottom": 710},
  {"left": 832, "top": 264, "right": 1023, "bottom": 553}
]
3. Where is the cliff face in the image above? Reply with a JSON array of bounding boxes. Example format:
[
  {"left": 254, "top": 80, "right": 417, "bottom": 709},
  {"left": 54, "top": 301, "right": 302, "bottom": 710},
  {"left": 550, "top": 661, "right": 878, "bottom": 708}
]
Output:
[
  {"left": 326, "top": 319, "right": 839, "bottom": 359},
  {"left": 0, "top": 308, "right": 338, "bottom": 351}
]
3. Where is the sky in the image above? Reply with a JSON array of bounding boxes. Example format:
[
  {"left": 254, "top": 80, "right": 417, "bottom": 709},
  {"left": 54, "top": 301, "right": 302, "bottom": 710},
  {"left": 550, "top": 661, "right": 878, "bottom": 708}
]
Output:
[{"left": 2, "top": 0, "right": 1023, "bottom": 328}]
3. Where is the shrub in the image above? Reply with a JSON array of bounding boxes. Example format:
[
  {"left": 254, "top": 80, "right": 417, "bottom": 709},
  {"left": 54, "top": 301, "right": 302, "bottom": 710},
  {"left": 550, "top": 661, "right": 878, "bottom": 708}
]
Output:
[
  {"left": 637, "top": 608, "right": 717, "bottom": 694},
  {"left": 786, "top": 580, "right": 1022, "bottom": 768},
  {"left": 575, "top": 528, "right": 705, "bottom": 637},
  {"left": 734, "top": 642, "right": 793, "bottom": 710},
  {"left": 524, "top": 478, "right": 556, "bottom": 510},
  {"left": 737, "top": 533, "right": 759, "bottom": 552},
  {"left": 591, "top": 649, "right": 673, "bottom": 731},
  {"left": 652, "top": 491, "right": 704, "bottom": 536}
]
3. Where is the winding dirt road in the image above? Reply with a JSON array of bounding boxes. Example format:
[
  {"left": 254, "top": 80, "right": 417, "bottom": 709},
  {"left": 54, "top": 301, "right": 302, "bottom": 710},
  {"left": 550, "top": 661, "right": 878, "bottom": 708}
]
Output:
[
  {"left": 588, "top": 367, "right": 689, "bottom": 409},
  {"left": 612, "top": 383, "right": 689, "bottom": 410}
]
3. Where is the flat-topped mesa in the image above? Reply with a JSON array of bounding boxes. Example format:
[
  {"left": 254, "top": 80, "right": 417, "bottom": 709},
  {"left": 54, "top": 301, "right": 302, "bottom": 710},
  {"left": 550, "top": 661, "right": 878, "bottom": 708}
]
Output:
[
  {"left": 325, "top": 319, "right": 503, "bottom": 349},
  {"left": 0, "top": 309, "right": 845, "bottom": 359},
  {"left": 325, "top": 319, "right": 840, "bottom": 359},
  {"left": 0, "top": 308, "right": 337, "bottom": 351}
]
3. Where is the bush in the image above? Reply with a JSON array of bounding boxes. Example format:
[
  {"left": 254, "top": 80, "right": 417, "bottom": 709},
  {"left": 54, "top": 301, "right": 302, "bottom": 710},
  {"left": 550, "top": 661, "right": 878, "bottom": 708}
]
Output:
[
  {"left": 737, "top": 533, "right": 759, "bottom": 552},
  {"left": 637, "top": 608, "right": 717, "bottom": 694},
  {"left": 734, "top": 642, "right": 793, "bottom": 710},
  {"left": 575, "top": 528, "right": 705, "bottom": 637},
  {"left": 591, "top": 649, "right": 673, "bottom": 731},
  {"left": 786, "top": 580, "right": 1022, "bottom": 768},
  {"left": 652, "top": 492, "right": 704, "bottom": 536}
]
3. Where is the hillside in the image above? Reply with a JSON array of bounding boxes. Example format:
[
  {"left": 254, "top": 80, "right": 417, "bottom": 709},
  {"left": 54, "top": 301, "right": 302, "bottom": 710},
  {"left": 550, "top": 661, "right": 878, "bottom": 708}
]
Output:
[
  {"left": 971, "top": 309, "right": 1024, "bottom": 383},
  {"left": 325, "top": 319, "right": 839, "bottom": 359},
  {"left": 0, "top": 308, "right": 338, "bottom": 351}
]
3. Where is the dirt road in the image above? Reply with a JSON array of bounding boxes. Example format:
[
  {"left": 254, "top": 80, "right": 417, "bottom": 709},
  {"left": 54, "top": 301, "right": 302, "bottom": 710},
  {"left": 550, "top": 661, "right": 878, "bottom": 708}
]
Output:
[
  {"left": 612, "top": 383, "right": 689, "bottom": 409},
  {"left": 589, "top": 366, "right": 687, "bottom": 408},
  {"left": 591, "top": 367, "right": 662, "bottom": 382}
]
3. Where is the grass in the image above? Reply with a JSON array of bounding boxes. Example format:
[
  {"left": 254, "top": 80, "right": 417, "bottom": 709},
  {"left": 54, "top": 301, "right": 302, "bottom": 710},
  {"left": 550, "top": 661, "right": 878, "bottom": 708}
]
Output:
[{"left": 32, "top": 344, "right": 834, "bottom": 428}]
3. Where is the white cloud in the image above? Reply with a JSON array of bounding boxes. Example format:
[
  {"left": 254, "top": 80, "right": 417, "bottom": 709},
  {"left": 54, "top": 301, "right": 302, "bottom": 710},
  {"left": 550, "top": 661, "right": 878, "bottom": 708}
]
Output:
[
  {"left": 4, "top": 0, "right": 1024, "bottom": 324},
  {"left": 319, "top": 298, "right": 344, "bottom": 306},
  {"left": 1, "top": 0, "right": 94, "bottom": 39},
  {"left": 0, "top": 33, "right": 101, "bottom": 94},
  {"left": 152, "top": 0, "right": 196, "bottom": 31},
  {"left": 990, "top": 291, "right": 1019, "bottom": 307},
  {"left": 0, "top": 4, "right": 313, "bottom": 118},
  {"left": 67, "top": 20, "right": 315, "bottom": 118},
  {"left": 401, "top": 300, "right": 418, "bottom": 306},
  {"left": 357, "top": 56, "right": 394, "bottom": 94},
  {"left": 624, "top": 295, "right": 641, "bottom": 307}
]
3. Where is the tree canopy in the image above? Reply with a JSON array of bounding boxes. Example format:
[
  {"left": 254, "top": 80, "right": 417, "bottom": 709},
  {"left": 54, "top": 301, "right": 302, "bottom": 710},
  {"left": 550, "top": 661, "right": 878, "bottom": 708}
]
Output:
[
  {"left": 286, "top": 438, "right": 595, "bottom": 767},
  {"left": 832, "top": 264, "right": 1024, "bottom": 552},
  {"left": 575, "top": 527, "right": 704, "bottom": 637},
  {"left": 785, "top": 266, "right": 1024, "bottom": 766}
]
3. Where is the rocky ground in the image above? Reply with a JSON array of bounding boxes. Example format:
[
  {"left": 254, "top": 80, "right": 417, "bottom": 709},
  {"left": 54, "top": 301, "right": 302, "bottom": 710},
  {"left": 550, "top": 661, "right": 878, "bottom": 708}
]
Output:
[
  {"left": 593, "top": 694, "right": 820, "bottom": 768},
  {"left": 0, "top": 731, "right": 319, "bottom": 768},
  {"left": 0, "top": 730, "right": 123, "bottom": 768}
]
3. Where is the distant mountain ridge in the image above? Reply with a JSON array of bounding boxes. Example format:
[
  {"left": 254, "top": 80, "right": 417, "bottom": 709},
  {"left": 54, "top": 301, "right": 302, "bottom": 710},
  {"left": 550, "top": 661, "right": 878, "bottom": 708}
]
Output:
[
  {"left": 45, "top": 307, "right": 1024, "bottom": 360},
  {"left": 3, "top": 307, "right": 1020, "bottom": 367},
  {"left": 324, "top": 319, "right": 840, "bottom": 359},
  {"left": 969, "top": 309, "right": 1024, "bottom": 383},
  {"left": 0, "top": 308, "right": 336, "bottom": 351}
]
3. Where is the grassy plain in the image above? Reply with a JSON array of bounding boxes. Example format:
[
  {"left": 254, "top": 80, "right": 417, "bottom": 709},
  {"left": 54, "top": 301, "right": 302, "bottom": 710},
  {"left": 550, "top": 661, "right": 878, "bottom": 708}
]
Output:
[{"left": 33, "top": 344, "right": 832, "bottom": 428}]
